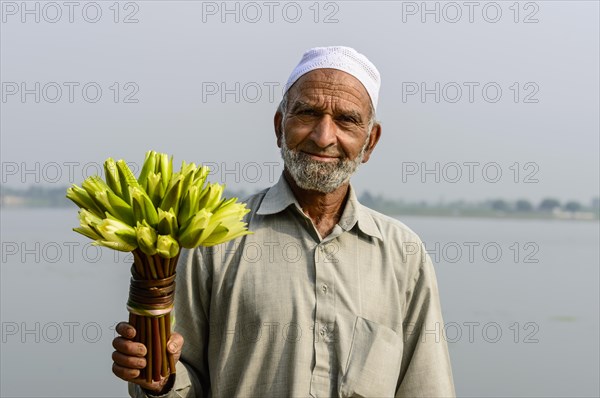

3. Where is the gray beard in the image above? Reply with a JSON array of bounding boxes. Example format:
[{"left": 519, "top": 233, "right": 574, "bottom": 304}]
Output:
[{"left": 280, "top": 132, "right": 369, "bottom": 194}]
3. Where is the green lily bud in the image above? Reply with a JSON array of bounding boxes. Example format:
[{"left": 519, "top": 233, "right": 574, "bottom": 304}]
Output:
[
  {"left": 211, "top": 200, "right": 250, "bottom": 225},
  {"left": 104, "top": 158, "right": 122, "bottom": 198},
  {"left": 137, "top": 150, "right": 157, "bottom": 191},
  {"left": 160, "top": 176, "right": 182, "bottom": 214},
  {"left": 96, "top": 218, "right": 138, "bottom": 251},
  {"left": 73, "top": 209, "right": 104, "bottom": 240},
  {"left": 202, "top": 222, "right": 251, "bottom": 247},
  {"left": 157, "top": 153, "right": 172, "bottom": 191},
  {"left": 131, "top": 186, "right": 159, "bottom": 227},
  {"left": 178, "top": 185, "right": 200, "bottom": 228},
  {"left": 82, "top": 176, "right": 113, "bottom": 212},
  {"left": 135, "top": 221, "right": 158, "bottom": 255},
  {"left": 116, "top": 159, "right": 141, "bottom": 204},
  {"left": 73, "top": 226, "right": 102, "bottom": 241},
  {"left": 94, "top": 190, "right": 134, "bottom": 226},
  {"left": 78, "top": 208, "right": 103, "bottom": 226},
  {"left": 201, "top": 202, "right": 251, "bottom": 246},
  {"left": 178, "top": 162, "right": 197, "bottom": 202},
  {"left": 214, "top": 196, "right": 237, "bottom": 211},
  {"left": 179, "top": 161, "right": 196, "bottom": 180},
  {"left": 193, "top": 165, "right": 210, "bottom": 188},
  {"left": 146, "top": 172, "right": 165, "bottom": 207},
  {"left": 179, "top": 208, "right": 212, "bottom": 248},
  {"left": 156, "top": 235, "right": 179, "bottom": 258},
  {"left": 157, "top": 208, "right": 178, "bottom": 236},
  {"left": 66, "top": 185, "right": 104, "bottom": 217},
  {"left": 94, "top": 240, "right": 136, "bottom": 252},
  {"left": 197, "top": 183, "right": 224, "bottom": 213}
]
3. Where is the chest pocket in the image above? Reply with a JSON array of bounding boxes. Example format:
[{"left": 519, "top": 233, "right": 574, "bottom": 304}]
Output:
[{"left": 339, "top": 316, "right": 403, "bottom": 398}]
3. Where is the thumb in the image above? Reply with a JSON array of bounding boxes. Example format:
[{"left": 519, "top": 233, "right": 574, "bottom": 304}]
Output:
[{"left": 167, "top": 332, "right": 184, "bottom": 362}]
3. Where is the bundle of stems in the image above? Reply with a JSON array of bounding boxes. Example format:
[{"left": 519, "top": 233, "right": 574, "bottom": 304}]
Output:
[{"left": 128, "top": 249, "right": 180, "bottom": 382}]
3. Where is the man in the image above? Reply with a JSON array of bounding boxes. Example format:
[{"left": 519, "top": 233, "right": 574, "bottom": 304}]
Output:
[{"left": 112, "top": 46, "right": 455, "bottom": 397}]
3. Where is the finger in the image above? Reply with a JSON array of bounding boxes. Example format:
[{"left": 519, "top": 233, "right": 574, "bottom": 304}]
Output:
[
  {"left": 116, "top": 321, "right": 136, "bottom": 339},
  {"left": 112, "top": 337, "right": 147, "bottom": 357},
  {"left": 112, "top": 361, "right": 168, "bottom": 393},
  {"left": 112, "top": 362, "right": 140, "bottom": 381},
  {"left": 112, "top": 350, "right": 147, "bottom": 369},
  {"left": 167, "top": 332, "right": 184, "bottom": 354}
]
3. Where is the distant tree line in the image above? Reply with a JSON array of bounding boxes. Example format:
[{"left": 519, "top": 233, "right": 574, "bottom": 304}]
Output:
[
  {"left": 488, "top": 198, "right": 589, "bottom": 213},
  {"left": 359, "top": 190, "right": 600, "bottom": 218},
  {"left": 1, "top": 185, "right": 71, "bottom": 207}
]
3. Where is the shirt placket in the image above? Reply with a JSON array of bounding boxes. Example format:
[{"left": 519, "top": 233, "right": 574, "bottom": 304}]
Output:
[{"left": 310, "top": 238, "right": 338, "bottom": 397}]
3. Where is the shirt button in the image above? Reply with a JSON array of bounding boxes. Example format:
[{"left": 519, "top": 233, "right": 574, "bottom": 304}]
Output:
[
  {"left": 321, "top": 284, "right": 328, "bottom": 294},
  {"left": 320, "top": 326, "right": 327, "bottom": 336}
]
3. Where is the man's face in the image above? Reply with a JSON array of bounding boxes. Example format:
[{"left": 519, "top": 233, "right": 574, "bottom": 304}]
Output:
[{"left": 277, "top": 69, "right": 380, "bottom": 193}]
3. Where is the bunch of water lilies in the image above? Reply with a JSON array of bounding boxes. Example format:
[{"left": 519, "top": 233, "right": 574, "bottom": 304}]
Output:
[{"left": 66, "top": 150, "right": 251, "bottom": 382}]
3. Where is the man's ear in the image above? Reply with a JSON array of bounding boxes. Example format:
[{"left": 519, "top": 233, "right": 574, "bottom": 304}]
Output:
[
  {"left": 274, "top": 111, "right": 283, "bottom": 148},
  {"left": 361, "top": 123, "right": 382, "bottom": 163}
]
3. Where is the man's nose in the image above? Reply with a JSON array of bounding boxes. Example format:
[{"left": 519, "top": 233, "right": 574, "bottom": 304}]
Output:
[{"left": 310, "top": 115, "right": 337, "bottom": 148}]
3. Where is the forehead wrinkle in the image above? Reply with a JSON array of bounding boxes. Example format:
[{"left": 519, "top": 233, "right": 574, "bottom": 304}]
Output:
[
  {"left": 288, "top": 91, "right": 369, "bottom": 124},
  {"left": 287, "top": 69, "right": 371, "bottom": 115},
  {"left": 291, "top": 99, "right": 363, "bottom": 121},
  {"left": 297, "top": 82, "right": 367, "bottom": 109}
]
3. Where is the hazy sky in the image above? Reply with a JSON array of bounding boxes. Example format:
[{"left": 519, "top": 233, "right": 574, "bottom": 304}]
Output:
[{"left": 1, "top": 1, "right": 599, "bottom": 204}]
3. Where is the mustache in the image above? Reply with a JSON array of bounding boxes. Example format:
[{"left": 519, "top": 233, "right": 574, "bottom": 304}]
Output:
[{"left": 295, "top": 146, "right": 344, "bottom": 159}]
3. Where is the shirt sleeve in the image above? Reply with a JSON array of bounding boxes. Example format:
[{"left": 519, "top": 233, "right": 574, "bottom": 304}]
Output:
[
  {"left": 395, "top": 248, "right": 456, "bottom": 398},
  {"left": 128, "top": 248, "right": 211, "bottom": 398}
]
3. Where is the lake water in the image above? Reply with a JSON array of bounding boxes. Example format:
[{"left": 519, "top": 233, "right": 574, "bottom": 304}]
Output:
[{"left": 1, "top": 208, "right": 598, "bottom": 397}]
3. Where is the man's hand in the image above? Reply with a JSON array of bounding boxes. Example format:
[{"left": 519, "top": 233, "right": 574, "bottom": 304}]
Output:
[{"left": 112, "top": 321, "right": 184, "bottom": 394}]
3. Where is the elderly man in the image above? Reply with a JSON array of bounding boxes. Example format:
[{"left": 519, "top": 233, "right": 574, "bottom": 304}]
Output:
[{"left": 112, "top": 46, "right": 455, "bottom": 397}]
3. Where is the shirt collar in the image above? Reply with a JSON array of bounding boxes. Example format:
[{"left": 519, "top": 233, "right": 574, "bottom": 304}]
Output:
[
  {"left": 255, "top": 174, "right": 300, "bottom": 215},
  {"left": 256, "top": 174, "right": 383, "bottom": 241}
]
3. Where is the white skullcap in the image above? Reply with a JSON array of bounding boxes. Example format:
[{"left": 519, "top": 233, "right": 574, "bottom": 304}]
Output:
[{"left": 283, "top": 46, "right": 381, "bottom": 110}]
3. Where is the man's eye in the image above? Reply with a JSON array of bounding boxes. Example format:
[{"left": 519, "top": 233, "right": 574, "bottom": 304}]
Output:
[
  {"left": 338, "top": 116, "right": 358, "bottom": 124},
  {"left": 298, "top": 109, "right": 318, "bottom": 116}
]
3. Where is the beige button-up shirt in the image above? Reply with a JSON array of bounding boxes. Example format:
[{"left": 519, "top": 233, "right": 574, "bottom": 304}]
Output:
[{"left": 130, "top": 175, "right": 455, "bottom": 398}]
